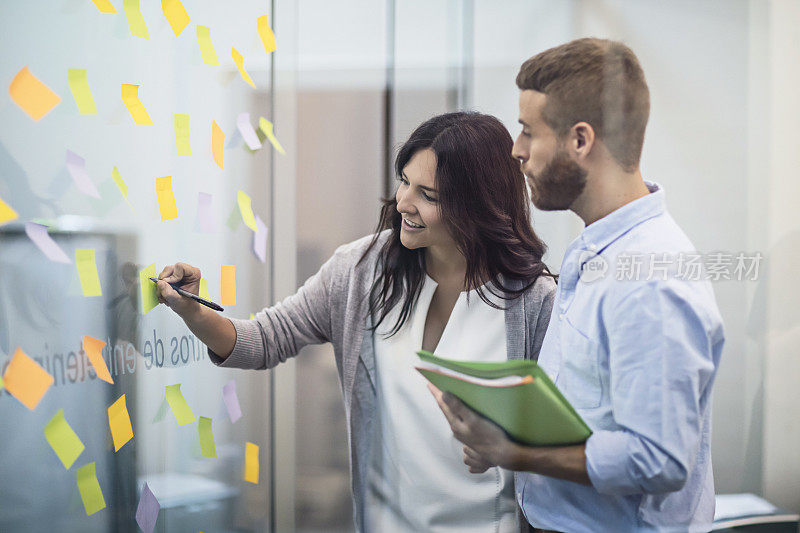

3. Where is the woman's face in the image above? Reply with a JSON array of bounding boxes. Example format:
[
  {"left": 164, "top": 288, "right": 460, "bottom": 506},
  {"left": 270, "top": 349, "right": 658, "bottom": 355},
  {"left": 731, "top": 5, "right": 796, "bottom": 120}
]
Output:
[{"left": 395, "top": 148, "right": 453, "bottom": 251}]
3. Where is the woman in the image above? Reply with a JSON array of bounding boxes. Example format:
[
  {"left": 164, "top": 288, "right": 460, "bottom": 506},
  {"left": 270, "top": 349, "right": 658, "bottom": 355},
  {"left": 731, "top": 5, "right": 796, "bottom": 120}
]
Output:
[{"left": 156, "top": 112, "right": 556, "bottom": 532}]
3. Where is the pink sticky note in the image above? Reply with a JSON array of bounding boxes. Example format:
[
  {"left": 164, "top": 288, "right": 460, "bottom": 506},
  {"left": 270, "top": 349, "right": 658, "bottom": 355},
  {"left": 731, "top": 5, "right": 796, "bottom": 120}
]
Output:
[
  {"left": 194, "top": 192, "right": 217, "bottom": 233},
  {"left": 24, "top": 222, "right": 71, "bottom": 263},
  {"left": 253, "top": 215, "right": 267, "bottom": 263},
  {"left": 66, "top": 150, "right": 101, "bottom": 199},
  {"left": 237, "top": 112, "right": 262, "bottom": 150},
  {"left": 135, "top": 482, "right": 160, "bottom": 533},
  {"left": 222, "top": 379, "right": 242, "bottom": 423}
]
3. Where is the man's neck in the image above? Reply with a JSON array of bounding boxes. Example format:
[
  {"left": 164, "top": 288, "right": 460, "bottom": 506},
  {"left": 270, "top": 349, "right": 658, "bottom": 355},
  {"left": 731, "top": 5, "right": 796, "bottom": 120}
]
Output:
[{"left": 571, "top": 168, "right": 651, "bottom": 227}]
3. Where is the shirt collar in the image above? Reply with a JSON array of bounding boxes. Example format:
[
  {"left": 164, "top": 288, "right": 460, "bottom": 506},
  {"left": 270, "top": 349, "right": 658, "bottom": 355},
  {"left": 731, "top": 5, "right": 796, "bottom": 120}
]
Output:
[{"left": 578, "top": 181, "right": 665, "bottom": 254}]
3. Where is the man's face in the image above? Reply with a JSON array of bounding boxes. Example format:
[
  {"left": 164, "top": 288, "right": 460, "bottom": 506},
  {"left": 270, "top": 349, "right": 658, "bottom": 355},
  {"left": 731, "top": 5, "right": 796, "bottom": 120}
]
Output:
[{"left": 512, "top": 90, "right": 587, "bottom": 211}]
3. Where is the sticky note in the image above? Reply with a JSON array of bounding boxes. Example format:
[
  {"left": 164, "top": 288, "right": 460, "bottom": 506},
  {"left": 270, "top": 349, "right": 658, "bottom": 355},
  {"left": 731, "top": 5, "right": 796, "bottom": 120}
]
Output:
[
  {"left": 237, "top": 112, "right": 261, "bottom": 150},
  {"left": 257, "top": 15, "right": 276, "bottom": 54},
  {"left": 136, "top": 483, "right": 160, "bottom": 533},
  {"left": 0, "top": 375, "right": 4, "bottom": 392},
  {"left": 66, "top": 150, "right": 101, "bottom": 198},
  {"left": 222, "top": 380, "right": 242, "bottom": 423},
  {"left": 67, "top": 69, "right": 97, "bottom": 115},
  {"left": 91, "top": 0, "right": 117, "bottom": 13},
  {"left": 83, "top": 335, "right": 113, "bottom": 384},
  {"left": 161, "top": 0, "right": 190, "bottom": 36},
  {"left": 253, "top": 214, "right": 267, "bottom": 263},
  {"left": 111, "top": 167, "right": 128, "bottom": 198},
  {"left": 9, "top": 66, "right": 61, "bottom": 121},
  {"left": 123, "top": 0, "right": 149, "bottom": 39},
  {"left": 0, "top": 195, "right": 19, "bottom": 226},
  {"left": 156, "top": 176, "right": 178, "bottom": 221},
  {"left": 76, "top": 462, "right": 106, "bottom": 515},
  {"left": 76, "top": 248, "right": 102, "bottom": 296},
  {"left": 195, "top": 192, "right": 216, "bottom": 233},
  {"left": 244, "top": 442, "right": 259, "bottom": 483},
  {"left": 165, "top": 384, "right": 195, "bottom": 425},
  {"left": 196, "top": 25, "right": 219, "bottom": 65},
  {"left": 139, "top": 263, "right": 159, "bottom": 313},
  {"left": 108, "top": 394, "right": 134, "bottom": 451},
  {"left": 45, "top": 409, "right": 85, "bottom": 469},
  {"left": 3, "top": 347, "right": 54, "bottom": 410},
  {"left": 231, "top": 47, "right": 256, "bottom": 88},
  {"left": 198, "top": 278, "right": 211, "bottom": 300},
  {"left": 174, "top": 114, "right": 191, "bottom": 156},
  {"left": 226, "top": 203, "right": 241, "bottom": 230},
  {"left": 24, "top": 222, "right": 71, "bottom": 263},
  {"left": 220, "top": 265, "right": 236, "bottom": 306},
  {"left": 212, "top": 120, "right": 224, "bottom": 169},
  {"left": 121, "top": 84, "right": 153, "bottom": 125},
  {"left": 237, "top": 190, "right": 257, "bottom": 231},
  {"left": 198, "top": 417, "right": 217, "bottom": 458},
  {"left": 259, "top": 117, "right": 286, "bottom": 155}
]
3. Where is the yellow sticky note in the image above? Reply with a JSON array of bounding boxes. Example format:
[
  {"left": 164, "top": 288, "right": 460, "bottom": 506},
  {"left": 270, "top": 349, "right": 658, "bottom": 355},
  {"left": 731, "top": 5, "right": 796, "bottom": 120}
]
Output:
[
  {"left": 9, "top": 66, "right": 61, "bottom": 121},
  {"left": 199, "top": 278, "right": 211, "bottom": 300},
  {"left": 165, "top": 384, "right": 195, "bottom": 425},
  {"left": 83, "top": 335, "right": 113, "bottom": 384},
  {"left": 45, "top": 409, "right": 85, "bottom": 469},
  {"left": 0, "top": 195, "right": 19, "bottom": 226},
  {"left": 258, "top": 117, "right": 286, "bottom": 155},
  {"left": 244, "top": 442, "right": 259, "bottom": 483},
  {"left": 140, "top": 263, "right": 159, "bottom": 313},
  {"left": 162, "top": 0, "right": 190, "bottom": 36},
  {"left": 121, "top": 84, "right": 153, "bottom": 125},
  {"left": 156, "top": 176, "right": 178, "bottom": 221},
  {"left": 220, "top": 265, "right": 236, "bottom": 306},
  {"left": 111, "top": 167, "right": 127, "bottom": 198},
  {"left": 90, "top": 0, "right": 117, "bottom": 13},
  {"left": 236, "top": 190, "right": 257, "bottom": 231},
  {"left": 3, "top": 347, "right": 54, "bottom": 410},
  {"left": 212, "top": 120, "right": 224, "bottom": 169},
  {"left": 198, "top": 416, "right": 217, "bottom": 458},
  {"left": 76, "top": 462, "right": 106, "bottom": 515},
  {"left": 76, "top": 248, "right": 102, "bottom": 297},
  {"left": 257, "top": 15, "right": 276, "bottom": 54},
  {"left": 231, "top": 47, "right": 256, "bottom": 88},
  {"left": 174, "top": 114, "right": 191, "bottom": 156},
  {"left": 196, "top": 25, "right": 219, "bottom": 65},
  {"left": 67, "top": 69, "right": 97, "bottom": 115},
  {"left": 123, "top": 0, "right": 149, "bottom": 39},
  {"left": 108, "top": 394, "right": 134, "bottom": 451}
]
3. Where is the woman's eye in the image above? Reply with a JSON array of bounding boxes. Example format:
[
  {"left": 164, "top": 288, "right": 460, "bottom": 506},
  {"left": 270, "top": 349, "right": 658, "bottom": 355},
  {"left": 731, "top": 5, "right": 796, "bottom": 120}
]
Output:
[{"left": 422, "top": 191, "right": 437, "bottom": 202}]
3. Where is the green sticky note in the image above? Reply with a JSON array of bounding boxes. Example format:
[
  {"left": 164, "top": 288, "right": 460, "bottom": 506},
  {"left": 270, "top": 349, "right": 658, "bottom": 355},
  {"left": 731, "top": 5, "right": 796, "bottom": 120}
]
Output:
[
  {"left": 0, "top": 374, "right": 4, "bottom": 391},
  {"left": 174, "top": 113, "right": 191, "bottom": 156},
  {"left": 76, "top": 462, "right": 106, "bottom": 515},
  {"left": 75, "top": 248, "right": 102, "bottom": 297},
  {"left": 226, "top": 203, "right": 241, "bottom": 230},
  {"left": 198, "top": 416, "right": 217, "bottom": 458},
  {"left": 44, "top": 409, "right": 85, "bottom": 469},
  {"left": 152, "top": 397, "right": 168, "bottom": 423},
  {"left": 165, "top": 384, "right": 195, "bottom": 426},
  {"left": 139, "top": 263, "right": 158, "bottom": 314}
]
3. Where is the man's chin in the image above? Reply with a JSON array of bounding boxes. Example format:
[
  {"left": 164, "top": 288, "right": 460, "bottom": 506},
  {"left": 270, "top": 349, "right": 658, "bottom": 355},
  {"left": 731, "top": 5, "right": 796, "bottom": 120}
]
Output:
[{"left": 530, "top": 190, "right": 571, "bottom": 211}]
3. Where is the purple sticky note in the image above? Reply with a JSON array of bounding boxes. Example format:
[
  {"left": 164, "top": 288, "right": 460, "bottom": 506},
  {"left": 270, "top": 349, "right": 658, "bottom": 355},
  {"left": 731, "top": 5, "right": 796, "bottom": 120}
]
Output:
[
  {"left": 24, "top": 222, "right": 71, "bottom": 263},
  {"left": 65, "top": 150, "right": 101, "bottom": 199},
  {"left": 237, "top": 112, "right": 262, "bottom": 150},
  {"left": 135, "top": 482, "right": 160, "bottom": 533},
  {"left": 253, "top": 215, "right": 267, "bottom": 263},
  {"left": 222, "top": 379, "right": 242, "bottom": 423},
  {"left": 194, "top": 192, "right": 217, "bottom": 233}
]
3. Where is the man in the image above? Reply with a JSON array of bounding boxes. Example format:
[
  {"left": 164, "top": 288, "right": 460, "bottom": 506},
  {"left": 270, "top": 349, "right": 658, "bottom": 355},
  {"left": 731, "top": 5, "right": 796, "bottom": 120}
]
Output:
[{"left": 431, "top": 38, "right": 724, "bottom": 532}]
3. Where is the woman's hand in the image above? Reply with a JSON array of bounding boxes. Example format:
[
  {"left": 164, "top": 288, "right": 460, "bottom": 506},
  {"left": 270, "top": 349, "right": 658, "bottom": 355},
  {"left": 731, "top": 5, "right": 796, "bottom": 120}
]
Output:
[{"left": 156, "top": 262, "right": 202, "bottom": 317}]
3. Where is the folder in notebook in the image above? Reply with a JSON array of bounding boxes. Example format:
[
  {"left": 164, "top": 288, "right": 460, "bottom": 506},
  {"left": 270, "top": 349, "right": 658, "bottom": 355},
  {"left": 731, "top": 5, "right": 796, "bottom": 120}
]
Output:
[{"left": 416, "top": 350, "right": 592, "bottom": 446}]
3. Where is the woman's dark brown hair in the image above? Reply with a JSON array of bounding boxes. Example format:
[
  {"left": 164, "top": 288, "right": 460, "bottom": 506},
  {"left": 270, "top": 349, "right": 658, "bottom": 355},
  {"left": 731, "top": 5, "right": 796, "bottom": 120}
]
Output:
[{"left": 360, "top": 111, "right": 555, "bottom": 337}]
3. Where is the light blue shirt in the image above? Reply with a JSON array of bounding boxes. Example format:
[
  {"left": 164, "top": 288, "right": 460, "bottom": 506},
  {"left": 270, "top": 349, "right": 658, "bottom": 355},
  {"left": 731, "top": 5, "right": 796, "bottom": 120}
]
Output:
[{"left": 518, "top": 182, "right": 724, "bottom": 532}]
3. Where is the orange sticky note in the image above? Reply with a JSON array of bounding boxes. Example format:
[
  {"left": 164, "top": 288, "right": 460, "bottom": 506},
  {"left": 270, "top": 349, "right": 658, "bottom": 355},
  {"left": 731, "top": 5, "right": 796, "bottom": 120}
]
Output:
[
  {"left": 220, "top": 265, "right": 236, "bottom": 306},
  {"left": 9, "top": 66, "right": 61, "bottom": 121},
  {"left": 156, "top": 176, "right": 178, "bottom": 221},
  {"left": 3, "top": 347, "right": 54, "bottom": 410},
  {"left": 83, "top": 335, "right": 113, "bottom": 384},
  {"left": 244, "top": 442, "right": 259, "bottom": 483},
  {"left": 212, "top": 120, "right": 224, "bottom": 169}
]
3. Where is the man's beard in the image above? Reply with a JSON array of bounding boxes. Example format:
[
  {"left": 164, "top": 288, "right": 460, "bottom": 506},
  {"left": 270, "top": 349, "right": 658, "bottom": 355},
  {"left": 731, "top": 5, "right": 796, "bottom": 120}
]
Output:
[{"left": 526, "top": 148, "right": 588, "bottom": 211}]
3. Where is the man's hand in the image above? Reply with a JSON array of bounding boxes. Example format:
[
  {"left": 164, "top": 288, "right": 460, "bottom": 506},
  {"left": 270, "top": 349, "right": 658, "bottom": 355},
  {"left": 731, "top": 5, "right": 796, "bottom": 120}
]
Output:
[{"left": 428, "top": 383, "right": 519, "bottom": 472}]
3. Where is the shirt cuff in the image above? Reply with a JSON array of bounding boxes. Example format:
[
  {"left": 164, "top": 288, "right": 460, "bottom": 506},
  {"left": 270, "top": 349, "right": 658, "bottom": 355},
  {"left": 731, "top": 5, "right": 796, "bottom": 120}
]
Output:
[
  {"left": 207, "top": 317, "right": 265, "bottom": 369},
  {"left": 585, "top": 429, "right": 636, "bottom": 495}
]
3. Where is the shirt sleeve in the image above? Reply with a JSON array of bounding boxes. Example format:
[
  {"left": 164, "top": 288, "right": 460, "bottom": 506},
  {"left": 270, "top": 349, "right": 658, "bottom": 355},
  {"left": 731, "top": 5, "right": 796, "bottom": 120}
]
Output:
[{"left": 585, "top": 280, "right": 719, "bottom": 495}]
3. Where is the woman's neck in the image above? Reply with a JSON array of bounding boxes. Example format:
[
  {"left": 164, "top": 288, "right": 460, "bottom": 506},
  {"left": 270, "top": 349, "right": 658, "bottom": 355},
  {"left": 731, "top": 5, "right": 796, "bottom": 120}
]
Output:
[{"left": 425, "top": 244, "right": 468, "bottom": 289}]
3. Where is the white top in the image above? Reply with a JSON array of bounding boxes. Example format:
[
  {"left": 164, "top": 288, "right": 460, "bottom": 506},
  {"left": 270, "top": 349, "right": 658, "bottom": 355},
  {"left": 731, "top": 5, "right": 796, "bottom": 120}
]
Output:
[{"left": 365, "top": 274, "right": 517, "bottom": 533}]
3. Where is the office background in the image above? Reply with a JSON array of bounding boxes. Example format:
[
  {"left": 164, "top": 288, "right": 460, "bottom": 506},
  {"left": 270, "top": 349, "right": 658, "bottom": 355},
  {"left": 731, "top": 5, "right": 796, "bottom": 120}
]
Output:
[{"left": 0, "top": 1, "right": 798, "bottom": 532}]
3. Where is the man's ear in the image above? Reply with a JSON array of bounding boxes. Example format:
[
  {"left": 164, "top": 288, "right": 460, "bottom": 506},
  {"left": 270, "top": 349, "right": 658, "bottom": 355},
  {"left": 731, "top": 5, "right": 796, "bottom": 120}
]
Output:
[{"left": 569, "top": 121, "right": 596, "bottom": 162}]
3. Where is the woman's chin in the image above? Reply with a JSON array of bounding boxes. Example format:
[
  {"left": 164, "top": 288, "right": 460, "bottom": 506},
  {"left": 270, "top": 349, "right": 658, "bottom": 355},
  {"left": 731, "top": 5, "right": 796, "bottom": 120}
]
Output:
[{"left": 399, "top": 232, "right": 424, "bottom": 250}]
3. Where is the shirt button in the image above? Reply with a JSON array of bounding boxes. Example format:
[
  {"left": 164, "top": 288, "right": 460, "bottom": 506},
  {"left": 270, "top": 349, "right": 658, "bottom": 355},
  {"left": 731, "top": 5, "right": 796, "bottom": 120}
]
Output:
[
  {"left": 588, "top": 243, "right": 598, "bottom": 251},
  {"left": 559, "top": 313, "right": 565, "bottom": 320},
  {"left": 517, "top": 492, "right": 522, "bottom": 501}
]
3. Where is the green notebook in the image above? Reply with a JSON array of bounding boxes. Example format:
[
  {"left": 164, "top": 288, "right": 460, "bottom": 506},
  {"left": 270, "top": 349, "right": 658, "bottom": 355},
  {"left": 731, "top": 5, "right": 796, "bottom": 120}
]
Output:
[{"left": 416, "top": 350, "right": 592, "bottom": 446}]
